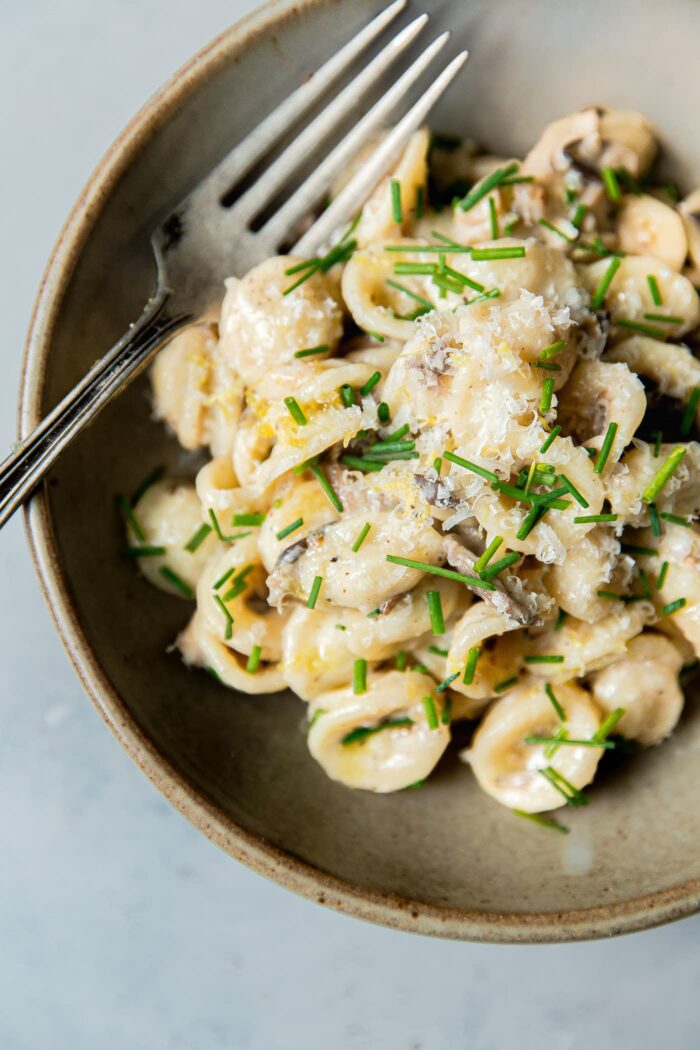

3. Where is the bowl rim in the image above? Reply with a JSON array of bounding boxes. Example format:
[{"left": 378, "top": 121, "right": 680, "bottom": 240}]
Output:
[{"left": 18, "top": 0, "right": 700, "bottom": 943}]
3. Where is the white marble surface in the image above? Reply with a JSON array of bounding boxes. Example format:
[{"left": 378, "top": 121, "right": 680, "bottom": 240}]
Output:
[{"left": 1, "top": 3, "right": 699, "bottom": 1048}]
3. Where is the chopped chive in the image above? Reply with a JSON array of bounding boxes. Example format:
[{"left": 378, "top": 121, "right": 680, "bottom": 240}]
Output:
[
  {"left": 422, "top": 695, "right": 439, "bottom": 730},
  {"left": 360, "top": 371, "right": 382, "bottom": 397},
  {"left": 184, "top": 522, "right": 213, "bottom": 553},
  {"left": 539, "top": 767, "right": 589, "bottom": 807},
  {"left": 539, "top": 340, "right": 567, "bottom": 361},
  {"left": 340, "top": 455, "right": 385, "bottom": 473},
  {"left": 641, "top": 446, "right": 687, "bottom": 503},
  {"left": 443, "top": 449, "right": 498, "bottom": 482},
  {"left": 335, "top": 624, "right": 346, "bottom": 631},
  {"left": 571, "top": 203, "right": 588, "bottom": 229},
  {"left": 681, "top": 387, "right": 700, "bottom": 436},
  {"left": 340, "top": 384, "right": 355, "bottom": 407},
  {"left": 386, "top": 554, "right": 496, "bottom": 590},
  {"left": 221, "top": 578, "right": 247, "bottom": 603},
  {"left": 377, "top": 402, "right": 390, "bottom": 424},
  {"left": 436, "top": 674, "right": 458, "bottom": 697},
  {"left": 362, "top": 450, "right": 418, "bottom": 463},
  {"left": 283, "top": 237, "right": 357, "bottom": 294},
  {"left": 414, "top": 185, "right": 425, "bottom": 219},
  {"left": 353, "top": 658, "right": 368, "bottom": 695},
  {"left": 284, "top": 396, "right": 307, "bottom": 426},
  {"left": 594, "top": 707, "right": 626, "bottom": 742},
  {"left": 394, "top": 262, "right": 437, "bottom": 275},
  {"left": 367, "top": 329, "right": 385, "bottom": 342},
  {"left": 463, "top": 646, "right": 481, "bottom": 685},
  {"left": 342, "top": 717, "right": 413, "bottom": 746},
  {"left": 307, "top": 575, "right": 323, "bottom": 609},
  {"left": 554, "top": 609, "right": 567, "bottom": 630},
  {"left": 116, "top": 494, "right": 145, "bottom": 542},
  {"left": 621, "top": 543, "right": 658, "bottom": 556},
  {"left": 456, "top": 161, "right": 519, "bottom": 212},
  {"left": 594, "top": 421, "right": 618, "bottom": 474},
  {"left": 213, "top": 566, "right": 235, "bottom": 590},
  {"left": 557, "top": 474, "right": 589, "bottom": 508},
  {"left": 390, "top": 178, "right": 402, "bottom": 223},
  {"left": 525, "top": 654, "right": 564, "bottom": 664},
  {"left": 157, "top": 567, "right": 194, "bottom": 599},
  {"left": 500, "top": 174, "right": 535, "bottom": 186},
  {"left": 659, "top": 512, "right": 692, "bottom": 527},
  {"left": 512, "top": 810, "right": 569, "bottom": 834},
  {"left": 310, "top": 463, "right": 343, "bottom": 512},
  {"left": 591, "top": 256, "right": 621, "bottom": 309},
  {"left": 123, "top": 545, "right": 167, "bottom": 558},
  {"left": 376, "top": 423, "right": 410, "bottom": 445},
  {"left": 657, "top": 561, "right": 670, "bottom": 588},
  {"left": 383, "top": 243, "right": 473, "bottom": 254},
  {"left": 662, "top": 597, "right": 687, "bottom": 616},
  {"left": 307, "top": 707, "right": 326, "bottom": 731},
  {"left": 246, "top": 645, "right": 262, "bottom": 674},
  {"left": 294, "top": 344, "right": 329, "bottom": 359},
  {"left": 644, "top": 312, "right": 684, "bottom": 325},
  {"left": 638, "top": 566, "right": 652, "bottom": 598},
  {"left": 647, "top": 274, "right": 662, "bottom": 306},
  {"left": 470, "top": 246, "right": 526, "bottom": 261},
  {"left": 433, "top": 456, "right": 442, "bottom": 474},
  {"left": 205, "top": 666, "right": 222, "bottom": 683},
  {"left": 523, "top": 461, "right": 537, "bottom": 495},
  {"left": 441, "top": 264, "right": 485, "bottom": 293},
  {"left": 525, "top": 735, "right": 614, "bottom": 750},
  {"left": 516, "top": 503, "right": 547, "bottom": 541},
  {"left": 601, "top": 166, "right": 621, "bottom": 202},
  {"left": 352, "top": 522, "right": 371, "bottom": 553},
  {"left": 480, "top": 552, "right": 521, "bottom": 579},
  {"left": 426, "top": 590, "right": 445, "bottom": 635},
  {"left": 131, "top": 465, "right": 165, "bottom": 506},
  {"left": 474, "top": 536, "right": 504, "bottom": 574},
  {"left": 596, "top": 590, "right": 641, "bottom": 602},
  {"left": 503, "top": 217, "right": 518, "bottom": 236},
  {"left": 232, "top": 513, "right": 266, "bottom": 527},
  {"left": 494, "top": 676, "right": 518, "bottom": 693},
  {"left": 538, "top": 217, "right": 575, "bottom": 242},
  {"left": 545, "top": 683, "right": 565, "bottom": 721},
  {"left": 396, "top": 650, "right": 407, "bottom": 671},
  {"left": 366, "top": 609, "right": 381, "bottom": 619},
  {"left": 428, "top": 645, "right": 449, "bottom": 657},
  {"left": 213, "top": 594, "right": 233, "bottom": 638},
  {"left": 539, "top": 377, "right": 555, "bottom": 415},
  {"left": 276, "top": 517, "right": 304, "bottom": 541},
  {"left": 386, "top": 279, "right": 433, "bottom": 310},
  {"left": 535, "top": 361, "right": 562, "bottom": 372},
  {"left": 208, "top": 509, "right": 251, "bottom": 544},
  {"left": 539, "top": 426, "right": 561, "bottom": 454},
  {"left": 652, "top": 431, "right": 663, "bottom": 457},
  {"left": 488, "top": 196, "right": 499, "bottom": 239},
  {"left": 649, "top": 502, "right": 661, "bottom": 536},
  {"left": 464, "top": 288, "right": 502, "bottom": 306},
  {"left": 617, "top": 318, "right": 667, "bottom": 339}
]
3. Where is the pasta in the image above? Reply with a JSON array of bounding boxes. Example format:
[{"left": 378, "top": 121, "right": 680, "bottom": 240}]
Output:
[{"left": 122, "top": 105, "right": 700, "bottom": 822}]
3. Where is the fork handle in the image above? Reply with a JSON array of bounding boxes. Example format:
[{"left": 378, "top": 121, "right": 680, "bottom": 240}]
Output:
[{"left": 0, "top": 289, "right": 188, "bottom": 529}]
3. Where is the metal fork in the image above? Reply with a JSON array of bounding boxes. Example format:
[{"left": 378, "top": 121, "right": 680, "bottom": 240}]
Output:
[{"left": 1, "top": 0, "right": 467, "bottom": 528}]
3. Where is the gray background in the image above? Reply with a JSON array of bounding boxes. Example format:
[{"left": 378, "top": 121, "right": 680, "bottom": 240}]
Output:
[{"left": 1, "top": 2, "right": 699, "bottom": 1048}]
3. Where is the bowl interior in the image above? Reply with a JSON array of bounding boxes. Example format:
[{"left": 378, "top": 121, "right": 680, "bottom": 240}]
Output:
[{"left": 24, "top": 0, "right": 700, "bottom": 939}]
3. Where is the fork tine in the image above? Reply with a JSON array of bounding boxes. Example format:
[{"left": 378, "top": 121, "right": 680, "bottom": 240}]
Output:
[
  {"left": 261, "top": 30, "right": 450, "bottom": 251},
  {"left": 293, "top": 50, "right": 469, "bottom": 257},
  {"left": 229, "top": 13, "right": 429, "bottom": 225},
  {"left": 200, "top": 0, "right": 408, "bottom": 202}
]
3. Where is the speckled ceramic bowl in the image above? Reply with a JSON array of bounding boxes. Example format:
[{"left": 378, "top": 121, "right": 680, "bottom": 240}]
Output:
[{"left": 20, "top": 0, "right": 700, "bottom": 942}]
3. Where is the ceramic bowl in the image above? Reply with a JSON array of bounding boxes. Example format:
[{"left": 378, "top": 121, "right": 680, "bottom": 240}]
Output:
[{"left": 20, "top": 0, "right": 700, "bottom": 942}]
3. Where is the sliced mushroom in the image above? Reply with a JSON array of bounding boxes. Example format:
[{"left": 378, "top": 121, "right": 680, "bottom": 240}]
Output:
[
  {"left": 616, "top": 194, "right": 688, "bottom": 271},
  {"left": 442, "top": 535, "right": 536, "bottom": 627},
  {"left": 598, "top": 108, "right": 657, "bottom": 177},
  {"left": 556, "top": 359, "right": 646, "bottom": 466},
  {"left": 522, "top": 108, "right": 600, "bottom": 180}
]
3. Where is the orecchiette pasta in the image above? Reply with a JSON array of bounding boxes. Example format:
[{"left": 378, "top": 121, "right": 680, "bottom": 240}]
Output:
[{"left": 126, "top": 105, "right": 700, "bottom": 821}]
